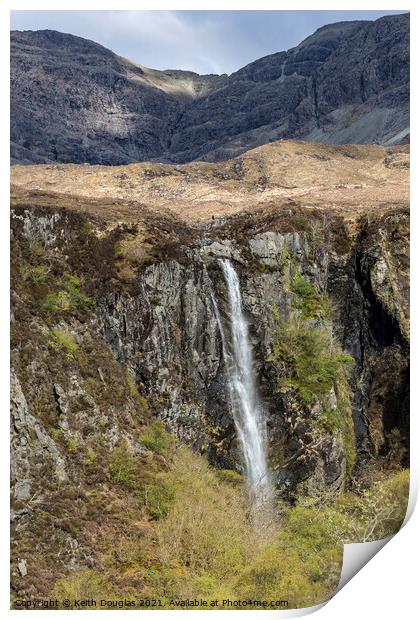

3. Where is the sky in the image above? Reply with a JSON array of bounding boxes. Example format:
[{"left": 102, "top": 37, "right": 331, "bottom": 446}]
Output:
[{"left": 10, "top": 10, "right": 408, "bottom": 75}]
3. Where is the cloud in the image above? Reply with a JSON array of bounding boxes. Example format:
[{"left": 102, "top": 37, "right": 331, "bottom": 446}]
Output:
[{"left": 10, "top": 10, "right": 407, "bottom": 75}]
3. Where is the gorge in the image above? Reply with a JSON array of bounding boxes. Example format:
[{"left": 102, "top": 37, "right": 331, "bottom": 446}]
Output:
[{"left": 10, "top": 138, "right": 409, "bottom": 606}]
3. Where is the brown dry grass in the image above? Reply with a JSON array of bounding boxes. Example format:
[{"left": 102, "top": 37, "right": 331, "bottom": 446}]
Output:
[{"left": 11, "top": 140, "right": 409, "bottom": 225}]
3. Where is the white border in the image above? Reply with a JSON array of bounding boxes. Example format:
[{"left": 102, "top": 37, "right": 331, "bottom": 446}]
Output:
[{"left": 2, "top": 2, "right": 417, "bottom": 618}]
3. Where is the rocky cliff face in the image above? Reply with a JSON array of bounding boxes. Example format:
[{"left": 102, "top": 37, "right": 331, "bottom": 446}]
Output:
[
  {"left": 11, "top": 13, "right": 409, "bottom": 165},
  {"left": 11, "top": 203, "right": 409, "bottom": 504}
]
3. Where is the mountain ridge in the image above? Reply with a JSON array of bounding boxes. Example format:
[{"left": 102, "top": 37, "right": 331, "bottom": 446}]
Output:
[{"left": 11, "top": 13, "right": 409, "bottom": 165}]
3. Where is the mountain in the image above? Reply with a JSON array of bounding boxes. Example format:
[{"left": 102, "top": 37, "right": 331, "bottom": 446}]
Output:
[{"left": 10, "top": 13, "right": 409, "bottom": 165}]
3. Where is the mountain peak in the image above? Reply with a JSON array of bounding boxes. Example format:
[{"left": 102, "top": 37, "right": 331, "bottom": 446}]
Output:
[{"left": 11, "top": 13, "right": 409, "bottom": 165}]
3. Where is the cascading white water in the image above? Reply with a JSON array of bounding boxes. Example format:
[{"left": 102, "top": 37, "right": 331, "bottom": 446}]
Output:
[{"left": 212, "top": 259, "right": 272, "bottom": 506}]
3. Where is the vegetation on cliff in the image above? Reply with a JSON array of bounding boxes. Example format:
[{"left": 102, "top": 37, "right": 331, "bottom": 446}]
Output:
[
  {"left": 49, "top": 429, "right": 409, "bottom": 609},
  {"left": 271, "top": 263, "right": 357, "bottom": 476}
]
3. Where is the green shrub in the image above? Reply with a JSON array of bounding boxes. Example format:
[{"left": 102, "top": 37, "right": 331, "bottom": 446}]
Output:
[
  {"left": 138, "top": 476, "right": 176, "bottom": 520},
  {"left": 139, "top": 422, "right": 176, "bottom": 457},
  {"left": 114, "top": 228, "right": 152, "bottom": 266},
  {"left": 45, "top": 290, "right": 71, "bottom": 314},
  {"left": 233, "top": 530, "right": 340, "bottom": 608},
  {"left": 44, "top": 274, "right": 92, "bottom": 316},
  {"left": 51, "top": 569, "right": 113, "bottom": 608},
  {"left": 122, "top": 368, "right": 150, "bottom": 413},
  {"left": 230, "top": 505, "right": 343, "bottom": 608},
  {"left": 215, "top": 468, "right": 244, "bottom": 487},
  {"left": 31, "top": 265, "right": 47, "bottom": 284},
  {"left": 271, "top": 269, "right": 356, "bottom": 475},
  {"left": 335, "top": 373, "right": 356, "bottom": 475},
  {"left": 333, "top": 469, "right": 410, "bottom": 542},
  {"left": 386, "top": 428, "right": 408, "bottom": 465},
  {"left": 125, "top": 370, "right": 138, "bottom": 398},
  {"left": 290, "top": 269, "right": 331, "bottom": 320},
  {"left": 66, "top": 274, "right": 92, "bottom": 314},
  {"left": 272, "top": 314, "right": 354, "bottom": 405},
  {"left": 86, "top": 446, "right": 97, "bottom": 464},
  {"left": 109, "top": 443, "right": 137, "bottom": 489},
  {"left": 92, "top": 462, "right": 408, "bottom": 604},
  {"left": 272, "top": 303, "right": 281, "bottom": 323},
  {"left": 192, "top": 574, "right": 220, "bottom": 597},
  {"left": 81, "top": 221, "right": 94, "bottom": 236},
  {"left": 48, "top": 329, "right": 77, "bottom": 360},
  {"left": 47, "top": 431, "right": 409, "bottom": 609},
  {"left": 114, "top": 241, "right": 124, "bottom": 259},
  {"left": 66, "top": 434, "right": 80, "bottom": 454},
  {"left": 152, "top": 447, "right": 252, "bottom": 583}
]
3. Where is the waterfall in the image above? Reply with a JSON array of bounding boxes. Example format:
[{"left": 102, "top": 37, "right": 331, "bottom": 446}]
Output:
[{"left": 210, "top": 259, "right": 272, "bottom": 506}]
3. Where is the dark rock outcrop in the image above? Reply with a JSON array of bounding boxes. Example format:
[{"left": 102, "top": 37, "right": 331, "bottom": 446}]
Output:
[{"left": 11, "top": 13, "right": 409, "bottom": 165}]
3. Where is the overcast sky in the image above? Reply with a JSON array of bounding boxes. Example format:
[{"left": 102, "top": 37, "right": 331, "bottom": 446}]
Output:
[{"left": 10, "top": 10, "right": 408, "bottom": 75}]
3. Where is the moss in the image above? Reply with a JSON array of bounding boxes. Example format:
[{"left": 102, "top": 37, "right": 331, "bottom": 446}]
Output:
[{"left": 48, "top": 329, "right": 77, "bottom": 360}]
